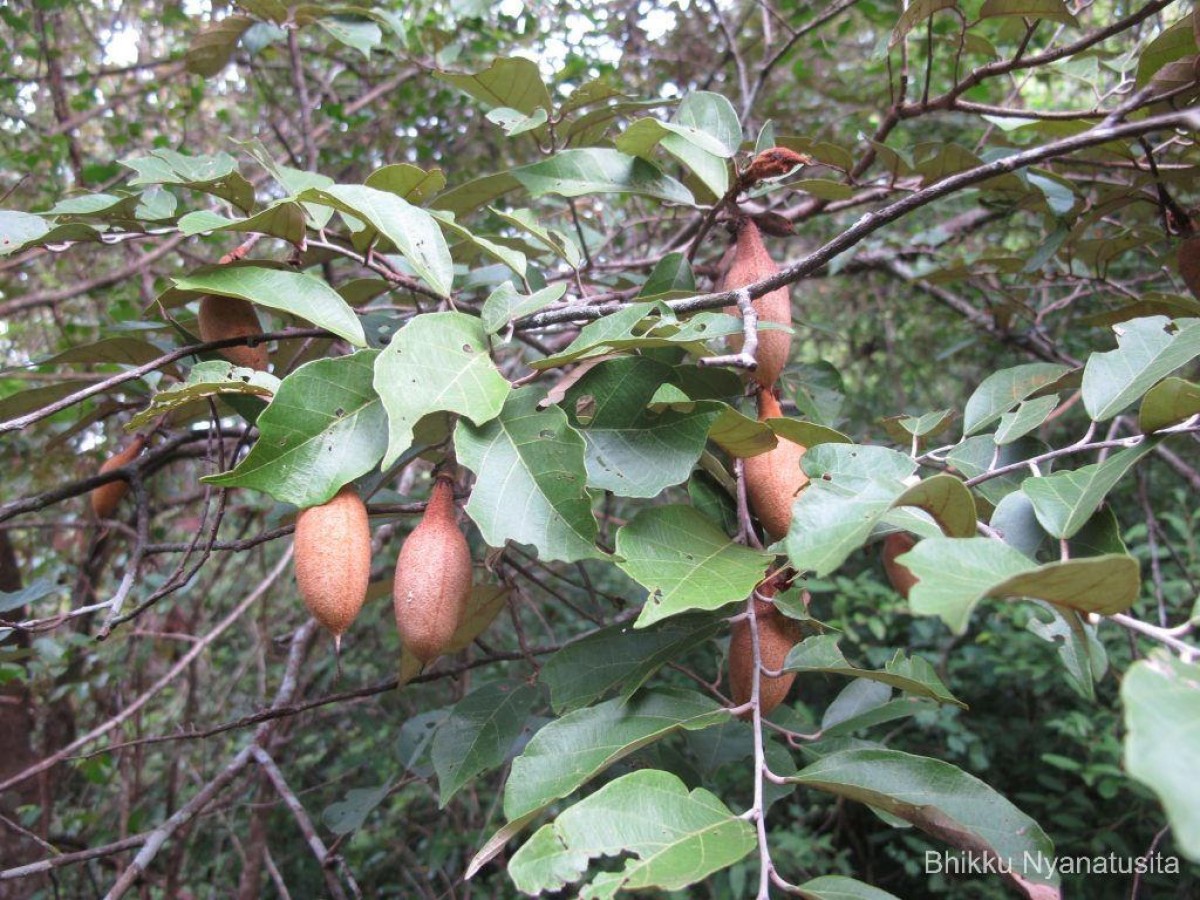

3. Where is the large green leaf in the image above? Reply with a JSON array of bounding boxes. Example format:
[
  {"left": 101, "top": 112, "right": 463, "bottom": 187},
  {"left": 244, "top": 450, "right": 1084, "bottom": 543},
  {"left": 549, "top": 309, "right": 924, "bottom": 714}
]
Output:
[
  {"left": 784, "top": 443, "right": 917, "bottom": 575},
  {"left": 563, "top": 356, "right": 723, "bottom": 497},
  {"left": 894, "top": 474, "right": 977, "bottom": 538},
  {"left": 541, "top": 614, "right": 724, "bottom": 713},
  {"left": 177, "top": 202, "right": 307, "bottom": 245},
  {"left": 174, "top": 266, "right": 366, "bottom": 346},
  {"left": 504, "top": 688, "right": 728, "bottom": 821},
  {"left": 509, "top": 769, "right": 754, "bottom": 897},
  {"left": 1020, "top": 441, "right": 1155, "bottom": 538},
  {"left": 532, "top": 305, "right": 745, "bottom": 368},
  {"left": 1122, "top": 653, "right": 1200, "bottom": 862},
  {"left": 783, "top": 635, "right": 965, "bottom": 707},
  {"left": 203, "top": 351, "right": 385, "bottom": 507},
  {"left": 899, "top": 537, "right": 1140, "bottom": 633},
  {"left": 432, "top": 681, "right": 539, "bottom": 807},
  {"left": 375, "top": 311, "right": 510, "bottom": 467},
  {"left": 454, "top": 387, "right": 599, "bottom": 562},
  {"left": 298, "top": 184, "right": 454, "bottom": 296},
  {"left": 127, "top": 361, "right": 277, "bottom": 429},
  {"left": 436, "top": 57, "right": 553, "bottom": 116},
  {"left": 185, "top": 14, "right": 254, "bottom": 75},
  {"left": 615, "top": 505, "right": 769, "bottom": 628},
  {"left": 1138, "top": 376, "right": 1200, "bottom": 432},
  {"left": 790, "top": 748, "right": 1059, "bottom": 896},
  {"left": 512, "top": 149, "right": 695, "bottom": 205},
  {"left": 122, "top": 149, "right": 255, "bottom": 212},
  {"left": 962, "top": 363, "right": 1071, "bottom": 436},
  {"left": 1082, "top": 316, "right": 1200, "bottom": 421},
  {"left": 794, "top": 876, "right": 903, "bottom": 900}
]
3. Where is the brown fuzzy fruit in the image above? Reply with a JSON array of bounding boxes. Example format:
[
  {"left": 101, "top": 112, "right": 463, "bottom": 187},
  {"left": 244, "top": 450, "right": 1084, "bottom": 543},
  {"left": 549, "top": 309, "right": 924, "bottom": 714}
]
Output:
[
  {"left": 90, "top": 436, "right": 146, "bottom": 519},
  {"left": 729, "top": 583, "right": 806, "bottom": 717},
  {"left": 742, "top": 147, "right": 811, "bottom": 185},
  {"left": 294, "top": 486, "right": 371, "bottom": 644},
  {"left": 1178, "top": 236, "right": 1200, "bottom": 301},
  {"left": 721, "top": 219, "right": 793, "bottom": 387},
  {"left": 393, "top": 477, "right": 473, "bottom": 664},
  {"left": 198, "top": 295, "right": 268, "bottom": 371},
  {"left": 743, "top": 391, "right": 808, "bottom": 541},
  {"left": 882, "top": 532, "right": 919, "bottom": 600}
]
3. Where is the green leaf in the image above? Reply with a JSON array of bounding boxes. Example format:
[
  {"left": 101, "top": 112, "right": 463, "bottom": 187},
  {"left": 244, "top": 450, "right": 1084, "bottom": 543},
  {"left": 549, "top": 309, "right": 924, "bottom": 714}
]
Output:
[
  {"left": 322, "top": 783, "right": 391, "bottom": 836},
  {"left": 563, "top": 357, "right": 723, "bottom": 497},
  {"left": 203, "top": 351, "right": 384, "bottom": 507},
  {"left": 431, "top": 171, "right": 522, "bottom": 216},
  {"left": 1122, "top": 653, "right": 1200, "bottom": 862},
  {"left": 431, "top": 210, "right": 528, "bottom": 278},
  {"left": 41, "top": 337, "right": 168, "bottom": 368},
  {"left": 504, "top": 689, "right": 728, "bottom": 821},
  {"left": 1021, "top": 441, "right": 1156, "bottom": 538},
  {"left": 512, "top": 149, "right": 695, "bottom": 205},
  {"left": 364, "top": 163, "right": 446, "bottom": 205},
  {"left": 890, "top": 0, "right": 958, "bottom": 48},
  {"left": 375, "top": 311, "right": 510, "bottom": 467},
  {"left": 455, "top": 387, "right": 599, "bottom": 563},
  {"left": 127, "top": 361, "right": 277, "bottom": 429},
  {"left": 979, "top": 0, "right": 1078, "bottom": 26},
  {"left": 900, "top": 537, "right": 1140, "bottom": 633},
  {"left": 794, "top": 875, "right": 903, "bottom": 900},
  {"left": 893, "top": 474, "right": 977, "bottom": 538},
  {"left": 707, "top": 407, "right": 778, "bottom": 458},
  {"left": 789, "top": 748, "right": 1059, "bottom": 894},
  {"left": 480, "top": 282, "right": 566, "bottom": 333},
  {"left": 436, "top": 57, "right": 553, "bottom": 116},
  {"left": 991, "top": 555, "right": 1140, "bottom": 616},
  {"left": 639, "top": 252, "right": 696, "bottom": 297},
  {"left": 0, "top": 579, "right": 57, "bottom": 614},
  {"left": 0, "top": 210, "right": 50, "bottom": 256},
  {"left": 486, "top": 105, "right": 550, "bottom": 136},
  {"left": 532, "top": 305, "right": 745, "bottom": 369},
  {"left": 186, "top": 15, "right": 254, "bottom": 76},
  {"left": 769, "top": 417, "right": 853, "bottom": 449},
  {"left": 994, "top": 395, "right": 1058, "bottom": 445},
  {"left": 541, "top": 614, "right": 724, "bottom": 713},
  {"left": 1082, "top": 316, "right": 1200, "bottom": 421},
  {"left": 783, "top": 635, "right": 965, "bottom": 707},
  {"left": 1026, "top": 603, "right": 1106, "bottom": 701},
  {"left": 177, "top": 202, "right": 307, "bottom": 245},
  {"left": 786, "top": 446, "right": 915, "bottom": 575},
  {"left": 946, "top": 435, "right": 1045, "bottom": 505},
  {"left": 963, "top": 363, "right": 1071, "bottom": 436},
  {"left": 1138, "top": 376, "right": 1200, "bottom": 433},
  {"left": 489, "top": 207, "right": 581, "bottom": 268},
  {"left": 901, "top": 537, "right": 1037, "bottom": 633},
  {"left": 989, "top": 491, "right": 1046, "bottom": 559},
  {"left": 432, "top": 681, "right": 539, "bottom": 806},
  {"left": 298, "top": 185, "right": 454, "bottom": 296},
  {"left": 615, "top": 506, "right": 769, "bottom": 628},
  {"left": 509, "top": 769, "right": 754, "bottom": 897},
  {"left": 315, "top": 16, "right": 381, "bottom": 58},
  {"left": 122, "top": 149, "right": 255, "bottom": 213},
  {"left": 173, "top": 266, "right": 366, "bottom": 346}
]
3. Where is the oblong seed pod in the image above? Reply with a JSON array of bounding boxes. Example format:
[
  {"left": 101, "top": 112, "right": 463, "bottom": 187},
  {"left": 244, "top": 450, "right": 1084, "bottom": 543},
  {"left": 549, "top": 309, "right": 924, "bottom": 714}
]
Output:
[
  {"left": 743, "top": 391, "right": 808, "bottom": 541},
  {"left": 294, "top": 486, "right": 371, "bottom": 643},
  {"left": 198, "top": 295, "right": 269, "bottom": 371},
  {"left": 393, "top": 477, "right": 473, "bottom": 664},
  {"left": 729, "top": 583, "right": 806, "bottom": 717},
  {"left": 1178, "top": 236, "right": 1200, "bottom": 301},
  {"left": 882, "top": 532, "right": 919, "bottom": 600},
  {"left": 721, "top": 219, "right": 792, "bottom": 387},
  {"left": 90, "top": 435, "right": 147, "bottom": 519}
]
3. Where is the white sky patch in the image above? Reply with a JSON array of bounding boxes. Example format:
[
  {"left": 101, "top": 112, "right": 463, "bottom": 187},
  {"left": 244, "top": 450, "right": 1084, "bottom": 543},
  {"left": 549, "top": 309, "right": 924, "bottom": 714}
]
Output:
[
  {"left": 102, "top": 25, "right": 140, "bottom": 67},
  {"left": 639, "top": 7, "right": 677, "bottom": 41},
  {"left": 498, "top": 0, "right": 524, "bottom": 17}
]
